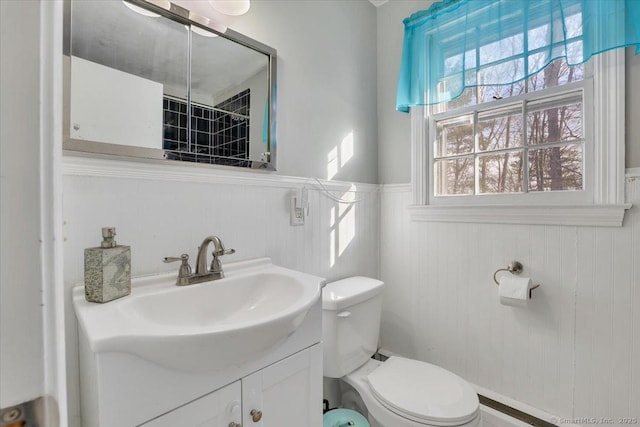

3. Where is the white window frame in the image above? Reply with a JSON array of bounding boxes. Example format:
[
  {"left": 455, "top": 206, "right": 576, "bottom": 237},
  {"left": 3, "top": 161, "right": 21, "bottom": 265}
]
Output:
[
  {"left": 430, "top": 81, "right": 590, "bottom": 205},
  {"left": 409, "top": 50, "right": 631, "bottom": 227}
]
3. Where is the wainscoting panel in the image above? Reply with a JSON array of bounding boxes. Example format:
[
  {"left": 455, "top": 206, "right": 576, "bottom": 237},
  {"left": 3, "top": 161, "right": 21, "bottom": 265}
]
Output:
[{"left": 380, "top": 178, "right": 640, "bottom": 421}]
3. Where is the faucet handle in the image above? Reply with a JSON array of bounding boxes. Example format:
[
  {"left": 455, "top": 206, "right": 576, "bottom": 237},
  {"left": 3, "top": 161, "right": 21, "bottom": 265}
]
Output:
[
  {"left": 212, "top": 242, "right": 236, "bottom": 257},
  {"left": 163, "top": 254, "right": 192, "bottom": 285},
  {"left": 209, "top": 248, "right": 235, "bottom": 273},
  {"left": 163, "top": 254, "right": 187, "bottom": 262}
]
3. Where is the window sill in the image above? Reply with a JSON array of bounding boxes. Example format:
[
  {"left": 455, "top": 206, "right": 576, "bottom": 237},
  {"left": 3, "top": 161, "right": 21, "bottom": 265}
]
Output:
[{"left": 407, "top": 203, "right": 632, "bottom": 227}]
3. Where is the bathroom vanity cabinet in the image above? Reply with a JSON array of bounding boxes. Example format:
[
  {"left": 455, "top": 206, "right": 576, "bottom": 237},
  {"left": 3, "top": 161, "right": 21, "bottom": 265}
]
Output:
[
  {"left": 141, "top": 344, "right": 322, "bottom": 427},
  {"left": 141, "top": 381, "right": 241, "bottom": 427},
  {"left": 77, "top": 302, "right": 323, "bottom": 426},
  {"left": 241, "top": 344, "right": 322, "bottom": 427}
]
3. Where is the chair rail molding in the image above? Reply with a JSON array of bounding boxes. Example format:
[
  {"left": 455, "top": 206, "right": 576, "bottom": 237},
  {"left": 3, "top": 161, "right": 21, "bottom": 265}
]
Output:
[{"left": 62, "top": 155, "right": 379, "bottom": 193}]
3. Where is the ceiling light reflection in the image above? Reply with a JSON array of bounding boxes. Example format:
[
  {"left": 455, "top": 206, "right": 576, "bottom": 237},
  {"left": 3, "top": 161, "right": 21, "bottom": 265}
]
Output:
[{"left": 208, "top": 0, "right": 250, "bottom": 16}]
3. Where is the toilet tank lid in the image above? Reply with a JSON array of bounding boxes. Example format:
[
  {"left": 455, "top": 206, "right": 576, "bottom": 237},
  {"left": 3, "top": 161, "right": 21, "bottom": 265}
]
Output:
[{"left": 322, "top": 276, "right": 384, "bottom": 311}]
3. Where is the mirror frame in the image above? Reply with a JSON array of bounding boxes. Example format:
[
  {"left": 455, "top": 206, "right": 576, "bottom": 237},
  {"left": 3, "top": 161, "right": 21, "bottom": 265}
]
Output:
[{"left": 63, "top": 0, "right": 278, "bottom": 171}]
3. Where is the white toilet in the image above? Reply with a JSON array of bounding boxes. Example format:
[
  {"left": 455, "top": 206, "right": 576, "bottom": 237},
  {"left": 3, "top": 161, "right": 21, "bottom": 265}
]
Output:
[{"left": 322, "top": 277, "right": 480, "bottom": 427}]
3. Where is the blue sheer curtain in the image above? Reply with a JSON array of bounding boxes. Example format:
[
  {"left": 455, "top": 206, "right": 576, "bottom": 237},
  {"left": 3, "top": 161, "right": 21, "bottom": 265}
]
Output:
[{"left": 396, "top": 0, "right": 640, "bottom": 112}]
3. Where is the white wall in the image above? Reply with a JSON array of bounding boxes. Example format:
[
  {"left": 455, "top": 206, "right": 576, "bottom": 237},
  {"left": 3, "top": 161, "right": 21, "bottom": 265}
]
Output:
[
  {"left": 229, "top": 0, "right": 379, "bottom": 183},
  {"left": 376, "top": 0, "right": 434, "bottom": 184},
  {"left": 377, "top": 0, "right": 432, "bottom": 184},
  {"left": 377, "top": 2, "right": 640, "bottom": 183},
  {"left": 1, "top": 1, "right": 67, "bottom": 423},
  {"left": 379, "top": 175, "right": 640, "bottom": 421},
  {"left": 0, "top": 0, "right": 45, "bottom": 408}
]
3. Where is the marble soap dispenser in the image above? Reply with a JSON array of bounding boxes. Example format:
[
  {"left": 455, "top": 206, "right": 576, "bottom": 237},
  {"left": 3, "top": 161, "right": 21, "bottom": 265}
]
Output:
[{"left": 84, "top": 227, "right": 131, "bottom": 303}]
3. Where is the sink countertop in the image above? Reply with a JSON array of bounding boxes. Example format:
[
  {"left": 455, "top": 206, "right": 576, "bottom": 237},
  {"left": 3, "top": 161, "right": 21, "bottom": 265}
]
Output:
[{"left": 73, "top": 257, "right": 325, "bottom": 372}]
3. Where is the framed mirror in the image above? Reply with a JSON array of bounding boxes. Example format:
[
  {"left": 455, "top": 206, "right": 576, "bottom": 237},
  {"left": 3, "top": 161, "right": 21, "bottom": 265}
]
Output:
[{"left": 63, "top": 0, "right": 277, "bottom": 170}]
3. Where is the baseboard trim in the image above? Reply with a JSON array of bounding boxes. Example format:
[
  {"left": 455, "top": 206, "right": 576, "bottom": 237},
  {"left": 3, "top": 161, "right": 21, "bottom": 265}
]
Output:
[{"left": 479, "top": 394, "right": 557, "bottom": 427}]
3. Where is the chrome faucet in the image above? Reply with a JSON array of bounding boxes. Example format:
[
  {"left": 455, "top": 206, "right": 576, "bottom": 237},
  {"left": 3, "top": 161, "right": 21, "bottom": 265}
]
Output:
[{"left": 163, "top": 235, "right": 235, "bottom": 286}]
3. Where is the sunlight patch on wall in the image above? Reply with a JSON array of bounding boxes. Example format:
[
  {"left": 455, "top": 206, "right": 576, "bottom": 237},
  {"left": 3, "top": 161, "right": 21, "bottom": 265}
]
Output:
[
  {"left": 326, "top": 130, "right": 355, "bottom": 180},
  {"left": 340, "top": 132, "right": 354, "bottom": 168},
  {"left": 338, "top": 191, "right": 356, "bottom": 256},
  {"left": 328, "top": 185, "right": 357, "bottom": 268},
  {"left": 329, "top": 206, "right": 337, "bottom": 267},
  {"left": 327, "top": 147, "right": 339, "bottom": 180}
]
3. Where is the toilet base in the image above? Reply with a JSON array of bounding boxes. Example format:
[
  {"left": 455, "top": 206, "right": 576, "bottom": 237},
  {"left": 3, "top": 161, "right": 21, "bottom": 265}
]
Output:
[{"left": 339, "top": 382, "right": 383, "bottom": 427}]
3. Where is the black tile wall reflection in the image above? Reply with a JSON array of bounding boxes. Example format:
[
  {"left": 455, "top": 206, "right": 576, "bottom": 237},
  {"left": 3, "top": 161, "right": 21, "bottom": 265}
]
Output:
[{"left": 162, "top": 89, "right": 250, "bottom": 167}]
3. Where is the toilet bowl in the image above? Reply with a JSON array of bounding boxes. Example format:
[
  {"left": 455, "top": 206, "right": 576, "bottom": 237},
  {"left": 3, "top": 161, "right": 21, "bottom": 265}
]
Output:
[{"left": 322, "top": 277, "right": 480, "bottom": 427}]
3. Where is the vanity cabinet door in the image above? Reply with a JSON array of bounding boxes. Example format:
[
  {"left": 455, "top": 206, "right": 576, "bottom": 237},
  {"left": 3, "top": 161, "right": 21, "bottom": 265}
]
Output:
[
  {"left": 140, "top": 380, "right": 241, "bottom": 427},
  {"left": 242, "top": 344, "right": 322, "bottom": 427}
]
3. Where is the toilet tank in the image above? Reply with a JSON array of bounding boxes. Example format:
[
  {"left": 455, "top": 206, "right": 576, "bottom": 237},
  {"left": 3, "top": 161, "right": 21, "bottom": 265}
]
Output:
[{"left": 322, "top": 277, "right": 384, "bottom": 378}]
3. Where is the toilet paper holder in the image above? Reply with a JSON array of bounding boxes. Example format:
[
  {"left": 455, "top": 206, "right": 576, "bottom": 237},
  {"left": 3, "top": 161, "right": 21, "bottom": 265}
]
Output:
[{"left": 493, "top": 261, "right": 540, "bottom": 296}]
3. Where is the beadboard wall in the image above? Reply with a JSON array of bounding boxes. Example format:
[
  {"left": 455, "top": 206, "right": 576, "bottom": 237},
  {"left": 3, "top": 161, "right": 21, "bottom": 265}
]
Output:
[
  {"left": 379, "top": 174, "right": 640, "bottom": 422},
  {"left": 62, "top": 157, "right": 380, "bottom": 427}
]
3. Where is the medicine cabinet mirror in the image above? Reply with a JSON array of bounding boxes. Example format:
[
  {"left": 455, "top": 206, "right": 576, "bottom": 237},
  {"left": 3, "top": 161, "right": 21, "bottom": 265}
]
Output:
[{"left": 63, "top": 0, "right": 277, "bottom": 170}]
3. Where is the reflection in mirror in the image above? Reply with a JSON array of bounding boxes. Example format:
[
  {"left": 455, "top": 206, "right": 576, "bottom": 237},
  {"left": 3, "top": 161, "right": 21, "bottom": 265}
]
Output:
[
  {"left": 168, "top": 25, "right": 269, "bottom": 167},
  {"left": 65, "top": 0, "right": 277, "bottom": 170},
  {"left": 70, "top": 0, "right": 188, "bottom": 150}
]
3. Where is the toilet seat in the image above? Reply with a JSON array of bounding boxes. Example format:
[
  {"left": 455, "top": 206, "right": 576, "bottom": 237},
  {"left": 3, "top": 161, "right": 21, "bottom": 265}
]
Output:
[{"left": 367, "top": 357, "right": 479, "bottom": 425}]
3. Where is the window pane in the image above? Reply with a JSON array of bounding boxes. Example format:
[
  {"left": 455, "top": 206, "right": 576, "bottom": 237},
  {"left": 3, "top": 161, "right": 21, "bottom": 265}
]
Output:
[
  {"left": 435, "top": 157, "right": 474, "bottom": 195},
  {"left": 565, "top": 40, "right": 584, "bottom": 66},
  {"left": 478, "top": 150, "right": 523, "bottom": 194},
  {"left": 435, "top": 115, "right": 474, "bottom": 157},
  {"left": 436, "top": 75, "right": 465, "bottom": 105},
  {"left": 526, "top": 102, "right": 582, "bottom": 145},
  {"left": 528, "top": 143, "right": 583, "bottom": 191},
  {"left": 442, "top": 87, "right": 476, "bottom": 112},
  {"left": 528, "top": 24, "right": 550, "bottom": 51},
  {"left": 478, "top": 58, "right": 525, "bottom": 87},
  {"left": 440, "top": 69, "right": 478, "bottom": 112},
  {"left": 565, "top": 12, "right": 583, "bottom": 39},
  {"left": 445, "top": 54, "right": 463, "bottom": 75},
  {"left": 527, "top": 13, "right": 583, "bottom": 53},
  {"left": 478, "top": 110, "right": 523, "bottom": 151},
  {"left": 527, "top": 57, "right": 584, "bottom": 92},
  {"left": 479, "top": 34, "right": 524, "bottom": 65}
]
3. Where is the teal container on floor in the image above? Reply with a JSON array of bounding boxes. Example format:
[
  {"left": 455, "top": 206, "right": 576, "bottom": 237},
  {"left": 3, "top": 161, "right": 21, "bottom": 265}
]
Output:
[{"left": 323, "top": 408, "right": 369, "bottom": 427}]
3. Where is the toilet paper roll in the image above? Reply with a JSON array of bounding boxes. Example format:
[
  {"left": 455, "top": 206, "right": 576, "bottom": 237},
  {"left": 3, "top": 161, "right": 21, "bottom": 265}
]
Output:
[{"left": 498, "top": 275, "right": 532, "bottom": 307}]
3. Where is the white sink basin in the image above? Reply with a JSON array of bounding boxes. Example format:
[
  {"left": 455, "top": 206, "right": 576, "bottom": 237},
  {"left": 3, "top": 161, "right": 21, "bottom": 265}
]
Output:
[{"left": 73, "top": 258, "right": 324, "bottom": 372}]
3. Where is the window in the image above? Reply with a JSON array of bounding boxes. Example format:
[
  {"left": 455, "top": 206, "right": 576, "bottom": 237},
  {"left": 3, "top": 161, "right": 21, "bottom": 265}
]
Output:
[
  {"left": 409, "top": 50, "right": 629, "bottom": 226},
  {"left": 425, "top": 5, "right": 592, "bottom": 203},
  {"left": 431, "top": 59, "right": 588, "bottom": 200},
  {"left": 399, "top": 0, "right": 633, "bottom": 225}
]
